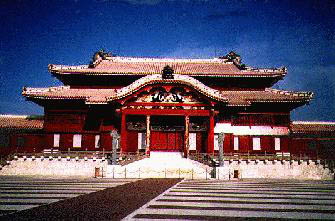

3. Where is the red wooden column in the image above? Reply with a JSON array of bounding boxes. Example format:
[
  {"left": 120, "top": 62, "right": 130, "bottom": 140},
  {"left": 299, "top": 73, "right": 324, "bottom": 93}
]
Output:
[
  {"left": 184, "top": 115, "right": 190, "bottom": 158},
  {"left": 146, "top": 115, "right": 150, "bottom": 155},
  {"left": 207, "top": 112, "right": 215, "bottom": 154},
  {"left": 120, "top": 112, "right": 127, "bottom": 153}
]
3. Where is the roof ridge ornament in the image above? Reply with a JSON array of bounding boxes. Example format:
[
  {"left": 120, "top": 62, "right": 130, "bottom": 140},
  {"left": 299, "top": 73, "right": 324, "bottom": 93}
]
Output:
[
  {"left": 219, "top": 51, "right": 240, "bottom": 62},
  {"left": 162, "top": 65, "right": 174, "bottom": 79},
  {"left": 89, "top": 49, "right": 113, "bottom": 68},
  {"left": 218, "top": 51, "right": 248, "bottom": 70}
]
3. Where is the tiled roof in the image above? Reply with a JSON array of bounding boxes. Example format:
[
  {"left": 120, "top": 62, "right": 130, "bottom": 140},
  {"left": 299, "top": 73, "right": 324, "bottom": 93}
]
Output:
[
  {"left": 23, "top": 74, "right": 312, "bottom": 106},
  {"left": 48, "top": 56, "right": 287, "bottom": 78},
  {"left": 222, "top": 89, "right": 313, "bottom": 106},
  {"left": 23, "top": 86, "right": 118, "bottom": 104},
  {"left": 0, "top": 115, "right": 44, "bottom": 130},
  {"left": 291, "top": 121, "right": 335, "bottom": 134}
]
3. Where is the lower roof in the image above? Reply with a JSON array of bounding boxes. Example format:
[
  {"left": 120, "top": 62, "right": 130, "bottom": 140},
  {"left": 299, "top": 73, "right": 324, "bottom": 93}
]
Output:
[
  {"left": 291, "top": 121, "right": 335, "bottom": 135},
  {"left": 1, "top": 115, "right": 334, "bottom": 136},
  {"left": 0, "top": 115, "right": 44, "bottom": 131}
]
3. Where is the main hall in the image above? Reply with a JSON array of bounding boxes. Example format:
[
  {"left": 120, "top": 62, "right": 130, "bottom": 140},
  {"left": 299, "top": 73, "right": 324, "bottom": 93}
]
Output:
[
  {"left": 1, "top": 51, "right": 334, "bottom": 179},
  {"left": 22, "top": 51, "right": 313, "bottom": 155}
]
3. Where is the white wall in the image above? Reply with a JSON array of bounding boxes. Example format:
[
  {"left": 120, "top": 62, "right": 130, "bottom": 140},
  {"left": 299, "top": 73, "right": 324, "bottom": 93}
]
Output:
[{"left": 214, "top": 123, "right": 289, "bottom": 135}]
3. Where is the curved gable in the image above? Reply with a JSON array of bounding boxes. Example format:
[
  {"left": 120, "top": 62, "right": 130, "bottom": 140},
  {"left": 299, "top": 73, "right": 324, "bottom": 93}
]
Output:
[{"left": 108, "top": 74, "right": 228, "bottom": 104}]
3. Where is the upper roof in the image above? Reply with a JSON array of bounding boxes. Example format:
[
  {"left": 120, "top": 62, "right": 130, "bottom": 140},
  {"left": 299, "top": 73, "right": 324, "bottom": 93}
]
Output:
[
  {"left": 23, "top": 74, "right": 312, "bottom": 106},
  {"left": 0, "top": 115, "right": 44, "bottom": 131},
  {"left": 48, "top": 51, "right": 287, "bottom": 78}
]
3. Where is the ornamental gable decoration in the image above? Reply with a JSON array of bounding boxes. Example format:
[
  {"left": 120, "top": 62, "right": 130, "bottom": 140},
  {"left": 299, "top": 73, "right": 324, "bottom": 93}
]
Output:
[
  {"left": 162, "top": 65, "right": 174, "bottom": 79},
  {"left": 134, "top": 87, "right": 205, "bottom": 104},
  {"left": 152, "top": 90, "right": 183, "bottom": 103}
]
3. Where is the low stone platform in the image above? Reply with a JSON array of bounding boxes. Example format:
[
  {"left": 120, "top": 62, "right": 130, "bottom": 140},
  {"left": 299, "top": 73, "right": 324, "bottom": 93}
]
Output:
[
  {"left": 216, "top": 159, "right": 334, "bottom": 180},
  {"left": 1, "top": 154, "right": 334, "bottom": 180},
  {"left": 0, "top": 156, "right": 108, "bottom": 177}
]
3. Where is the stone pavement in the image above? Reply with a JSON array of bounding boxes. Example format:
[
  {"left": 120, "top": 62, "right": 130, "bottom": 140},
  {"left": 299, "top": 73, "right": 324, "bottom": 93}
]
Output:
[
  {"left": 0, "top": 176, "right": 137, "bottom": 217},
  {"left": 124, "top": 179, "right": 335, "bottom": 220},
  {"left": 0, "top": 177, "right": 181, "bottom": 220},
  {"left": 1, "top": 177, "right": 335, "bottom": 220}
]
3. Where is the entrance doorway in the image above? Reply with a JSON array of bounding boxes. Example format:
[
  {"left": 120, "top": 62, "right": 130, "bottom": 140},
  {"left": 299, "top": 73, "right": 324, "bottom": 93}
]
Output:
[
  {"left": 151, "top": 131, "right": 183, "bottom": 151},
  {"left": 150, "top": 116, "right": 184, "bottom": 151}
]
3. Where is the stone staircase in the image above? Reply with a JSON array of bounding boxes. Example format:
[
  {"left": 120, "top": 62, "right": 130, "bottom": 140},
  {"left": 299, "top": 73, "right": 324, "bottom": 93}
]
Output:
[{"left": 106, "top": 151, "right": 212, "bottom": 179}]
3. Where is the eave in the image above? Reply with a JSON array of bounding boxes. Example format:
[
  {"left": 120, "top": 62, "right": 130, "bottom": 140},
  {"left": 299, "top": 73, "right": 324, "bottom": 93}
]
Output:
[{"left": 23, "top": 74, "right": 312, "bottom": 109}]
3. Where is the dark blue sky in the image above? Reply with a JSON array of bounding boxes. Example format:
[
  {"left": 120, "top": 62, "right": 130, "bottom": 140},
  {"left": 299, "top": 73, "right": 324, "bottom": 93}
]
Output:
[{"left": 0, "top": 0, "right": 334, "bottom": 121}]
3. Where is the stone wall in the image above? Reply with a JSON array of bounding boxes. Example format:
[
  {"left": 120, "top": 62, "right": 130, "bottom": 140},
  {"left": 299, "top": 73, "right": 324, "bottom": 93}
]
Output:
[
  {"left": 216, "top": 160, "right": 334, "bottom": 180},
  {"left": 1, "top": 156, "right": 334, "bottom": 180},
  {"left": 0, "top": 156, "right": 108, "bottom": 177}
]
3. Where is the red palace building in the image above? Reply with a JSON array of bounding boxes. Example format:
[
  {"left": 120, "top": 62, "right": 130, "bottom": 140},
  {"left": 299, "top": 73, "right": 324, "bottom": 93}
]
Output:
[{"left": 1, "top": 51, "right": 335, "bottom": 160}]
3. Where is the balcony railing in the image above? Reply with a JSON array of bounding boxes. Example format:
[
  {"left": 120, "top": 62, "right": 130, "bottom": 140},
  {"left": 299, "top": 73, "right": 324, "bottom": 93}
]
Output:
[
  {"left": 4, "top": 150, "right": 147, "bottom": 166},
  {"left": 189, "top": 151, "right": 334, "bottom": 166}
]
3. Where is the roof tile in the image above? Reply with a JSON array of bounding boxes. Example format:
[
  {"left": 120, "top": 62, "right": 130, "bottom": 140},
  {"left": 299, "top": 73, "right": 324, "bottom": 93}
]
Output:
[
  {"left": 0, "top": 115, "right": 43, "bottom": 130},
  {"left": 49, "top": 57, "right": 286, "bottom": 77},
  {"left": 23, "top": 74, "right": 312, "bottom": 106},
  {"left": 291, "top": 121, "right": 335, "bottom": 134}
]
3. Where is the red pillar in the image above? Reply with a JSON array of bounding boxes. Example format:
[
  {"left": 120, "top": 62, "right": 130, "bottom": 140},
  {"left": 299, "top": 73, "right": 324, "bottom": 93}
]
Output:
[
  {"left": 146, "top": 115, "right": 150, "bottom": 155},
  {"left": 121, "top": 113, "right": 127, "bottom": 153},
  {"left": 207, "top": 112, "right": 214, "bottom": 154},
  {"left": 184, "top": 115, "right": 190, "bottom": 158}
]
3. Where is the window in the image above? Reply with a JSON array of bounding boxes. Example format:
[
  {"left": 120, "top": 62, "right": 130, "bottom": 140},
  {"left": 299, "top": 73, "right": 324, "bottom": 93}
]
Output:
[
  {"left": 214, "top": 134, "right": 219, "bottom": 151},
  {"left": 84, "top": 112, "right": 101, "bottom": 131},
  {"left": 73, "top": 134, "right": 82, "bottom": 148},
  {"left": 95, "top": 135, "right": 100, "bottom": 148},
  {"left": 275, "top": 137, "right": 281, "bottom": 151},
  {"left": 189, "top": 133, "right": 197, "bottom": 150},
  {"left": 53, "top": 134, "right": 60, "bottom": 148},
  {"left": 17, "top": 137, "right": 24, "bottom": 148},
  {"left": 253, "top": 137, "right": 261, "bottom": 150},
  {"left": 0, "top": 134, "right": 9, "bottom": 148},
  {"left": 308, "top": 140, "right": 317, "bottom": 150},
  {"left": 138, "top": 133, "right": 146, "bottom": 149},
  {"left": 233, "top": 136, "right": 239, "bottom": 150},
  {"left": 234, "top": 170, "right": 239, "bottom": 178}
]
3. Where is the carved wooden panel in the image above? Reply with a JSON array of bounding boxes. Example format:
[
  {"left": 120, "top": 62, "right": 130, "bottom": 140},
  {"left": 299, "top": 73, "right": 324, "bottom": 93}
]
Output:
[{"left": 135, "top": 87, "right": 205, "bottom": 104}]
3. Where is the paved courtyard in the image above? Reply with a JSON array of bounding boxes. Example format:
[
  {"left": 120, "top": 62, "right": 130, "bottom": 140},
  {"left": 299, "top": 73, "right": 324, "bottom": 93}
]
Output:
[
  {"left": 124, "top": 179, "right": 335, "bottom": 220},
  {"left": 0, "top": 176, "right": 334, "bottom": 220},
  {"left": 0, "top": 176, "right": 138, "bottom": 216},
  {"left": 0, "top": 176, "right": 180, "bottom": 220}
]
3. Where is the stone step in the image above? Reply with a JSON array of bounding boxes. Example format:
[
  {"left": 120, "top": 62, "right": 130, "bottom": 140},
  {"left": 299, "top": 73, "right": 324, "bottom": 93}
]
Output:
[
  {"left": 105, "top": 153, "right": 211, "bottom": 179},
  {"left": 149, "top": 151, "right": 183, "bottom": 160}
]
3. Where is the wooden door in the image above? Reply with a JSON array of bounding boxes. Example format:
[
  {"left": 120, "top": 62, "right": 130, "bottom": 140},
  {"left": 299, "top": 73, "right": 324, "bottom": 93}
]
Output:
[{"left": 151, "top": 131, "right": 183, "bottom": 151}]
